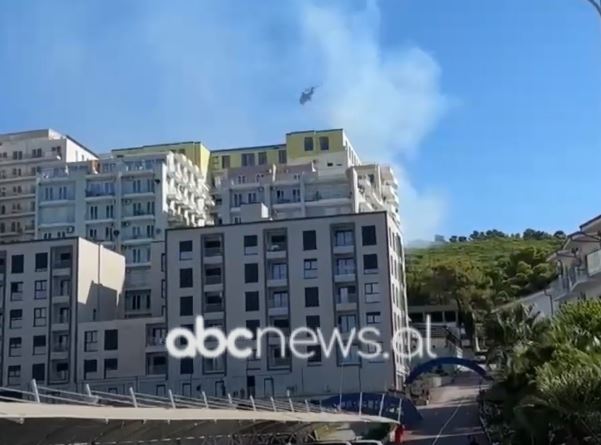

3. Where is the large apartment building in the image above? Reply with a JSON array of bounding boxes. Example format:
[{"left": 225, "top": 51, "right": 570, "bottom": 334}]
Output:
[
  {"left": 35, "top": 152, "right": 212, "bottom": 318},
  {"left": 165, "top": 211, "right": 408, "bottom": 399},
  {"left": 0, "top": 237, "right": 124, "bottom": 388},
  {"left": 210, "top": 130, "right": 399, "bottom": 225},
  {"left": 0, "top": 129, "right": 97, "bottom": 243},
  {"left": 0, "top": 127, "right": 408, "bottom": 400}
]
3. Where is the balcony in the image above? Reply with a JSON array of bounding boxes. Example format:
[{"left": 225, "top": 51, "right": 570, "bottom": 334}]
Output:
[{"left": 52, "top": 262, "right": 72, "bottom": 275}]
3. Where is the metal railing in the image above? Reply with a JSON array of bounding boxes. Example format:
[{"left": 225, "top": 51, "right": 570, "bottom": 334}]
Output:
[{"left": 0, "top": 380, "right": 350, "bottom": 416}]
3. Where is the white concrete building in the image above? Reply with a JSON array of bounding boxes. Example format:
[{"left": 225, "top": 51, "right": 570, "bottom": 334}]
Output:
[
  {"left": 0, "top": 237, "right": 124, "bottom": 389},
  {"left": 549, "top": 213, "right": 601, "bottom": 307},
  {"left": 0, "top": 129, "right": 97, "bottom": 243},
  {"left": 210, "top": 130, "right": 399, "bottom": 226},
  {"left": 165, "top": 211, "right": 408, "bottom": 399},
  {"left": 35, "top": 152, "right": 212, "bottom": 319}
]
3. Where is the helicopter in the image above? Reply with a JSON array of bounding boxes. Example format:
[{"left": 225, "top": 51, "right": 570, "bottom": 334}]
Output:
[{"left": 299, "top": 85, "right": 318, "bottom": 105}]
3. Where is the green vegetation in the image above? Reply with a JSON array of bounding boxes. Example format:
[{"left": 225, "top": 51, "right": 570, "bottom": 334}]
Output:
[
  {"left": 482, "top": 301, "right": 601, "bottom": 443},
  {"left": 406, "top": 229, "right": 565, "bottom": 345}
]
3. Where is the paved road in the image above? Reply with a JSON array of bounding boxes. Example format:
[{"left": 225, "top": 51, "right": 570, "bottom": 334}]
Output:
[{"left": 404, "top": 373, "right": 489, "bottom": 445}]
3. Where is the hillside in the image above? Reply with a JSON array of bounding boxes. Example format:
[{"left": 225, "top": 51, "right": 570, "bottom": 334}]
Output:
[{"left": 406, "top": 230, "right": 565, "bottom": 309}]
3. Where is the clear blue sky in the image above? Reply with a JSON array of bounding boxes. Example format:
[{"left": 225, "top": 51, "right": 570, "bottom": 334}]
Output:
[{"left": 1, "top": 0, "right": 600, "bottom": 240}]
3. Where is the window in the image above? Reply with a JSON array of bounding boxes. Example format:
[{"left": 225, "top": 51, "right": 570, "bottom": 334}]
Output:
[
  {"left": 180, "top": 296, "right": 193, "bottom": 316},
  {"left": 303, "top": 230, "right": 317, "bottom": 251},
  {"left": 241, "top": 153, "right": 255, "bottom": 167},
  {"left": 337, "top": 285, "right": 357, "bottom": 304},
  {"left": 304, "top": 259, "right": 318, "bottom": 279},
  {"left": 278, "top": 150, "right": 287, "bottom": 163},
  {"left": 362, "top": 225, "right": 377, "bottom": 246},
  {"left": 335, "top": 258, "right": 355, "bottom": 275},
  {"left": 269, "top": 291, "right": 288, "bottom": 308},
  {"left": 270, "top": 262, "right": 287, "bottom": 280},
  {"left": 366, "top": 312, "right": 382, "bottom": 324},
  {"left": 409, "top": 312, "right": 424, "bottom": 323},
  {"left": 335, "top": 230, "right": 354, "bottom": 246},
  {"left": 8, "top": 365, "right": 21, "bottom": 385},
  {"left": 104, "top": 358, "right": 118, "bottom": 377},
  {"left": 11, "top": 255, "right": 24, "bottom": 273},
  {"left": 9, "top": 338, "right": 22, "bottom": 357},
  {"left": 33, "top": 335, "right": 46, "bottom": 355},
  {"left": 104, "top": 330, "right": 118, "bottom": 351},
  {"left": 34, "top": 280, "right": 47, "bottom": 299},
  {"left": 180, "top": 358, "right": 194, "bottom": 374},
  {"left": 34, "top": 307, "right": 47, "bottom": 327},
  {"left": 246, "top": 320, "right": 260, "bottom": 336},
  {"left": 319, "top": 136, "right": 329, "bottom": 151},
  {"left": 304, "top": 137, "right": 314, "bottom": 151},
  {"left": 32, "top": 363, "right": 45, "bottom": 381},
  {"left": 9, "top": 309, "right": 22, "bottom": 328},
  {"left": 205, "top": 266, "right": 222, "bottom": 284},
  {"left": 179, "top": 268, "right": 193, "bottom": 288},
  {"left": 338, "top": 314, "right": 357, "bottom": 333},
  {"left": 430, "top": 311, "right": 444, "bottom": 323},
  {"left": 365, "top": 282, "right": 380, "bottom": 302},
  {"left": 306, "top": 315, "right": 320, "bottom": 329},
  {"left": 364, "top": 254, "right": 378, "bottom": 273},
  {"left": 245, "top": 263, "right": 259, "bottom": 283},
  {"left": 84, "top": 360, "right": 97, "bottom": 379},
  {"left": 304, "top": 287, "right": 319, "bottom": 307},
  {"left": 179, "top": 241, "right": 193, "bottom": 260},
  {"left": 221, "top": 155, "right": 230, "bottom": 169},
  {"left": 308, "top": 345, "right": 322, "bottom": 363},
  {"left": 84, "top": 331, "right": 98, "bottom": 351},
  {"left": 258, "top": 151, "right": 267, "bottom": 165},
  {"left": 245, "top": 291, "right": 259, "bottom": 311}
]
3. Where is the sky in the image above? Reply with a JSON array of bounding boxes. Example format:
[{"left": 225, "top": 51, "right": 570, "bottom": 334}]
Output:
[{"left": 1, "top": 0, "right": 600, "bottom": 241}]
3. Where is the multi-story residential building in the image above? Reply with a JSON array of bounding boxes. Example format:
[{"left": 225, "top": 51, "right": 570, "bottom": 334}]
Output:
[
  {"left": 549, "top": 213, "right": 601, "bottom": 306},
  {"left": 165, "top": 211, "right": 408, "bottom": 399},
  {"left": 35, "top": 152, "right": 212, "bottom": 319},
  {"left": 0, "top": 129, "right": 97, "bottom": 243},
  {"left": 209, "top": 129, "right": 399, "bottom": 225},
  {"left": 0, "top": 237, "right": 124, "bottom": 389}
]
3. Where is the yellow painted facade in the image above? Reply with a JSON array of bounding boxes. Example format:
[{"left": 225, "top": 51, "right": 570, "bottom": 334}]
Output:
[{"left": 111, "top": 129, "right": 348, "bottom": 177}]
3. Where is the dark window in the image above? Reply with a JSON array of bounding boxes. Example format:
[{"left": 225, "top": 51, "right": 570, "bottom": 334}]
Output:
[
  {"left": 9, "top": 309, "right": 22, "bottom": 328},
  {"left": 245, "top": 291, "right": 259, "bottom": 311},
  {"left": 278, "top": 150, "right": 287, "bottom": 163},
  {"left": 363, "top": 254, "right": 378, "bottom": 273},
  {"left": 35, "top": 253, "right": 48, "bottom": 271},
  {"left": 241, "top": 153, "right": 255, "bottom": 167},
  {"left": 362, "top": 225, "right": 377, "bottom": 246},
  {"left": 245, "top": 263, "right": 259, "bottom": 283},
  {"left": 319, "top": 136, "right": 329, "bottom": 151},
  {"left": 410, "top": 313, "right": 424, "bottom": 323},
  {"left": 258, "top": 152, "right": 267, "bottom": 165},
  {"left": 9, "top": 337, "right": 21, "bottom": 357},
  {"left": 221, "top": 155, "right": 230, "bottom": 169},
  {"left": 33, "top": 335, "right": 46, "bottom": 347},
  {"left": 180, "top": 358, "right": 194, "bottom": 374},
  {"left": 84, "top": 360, "right": 97, "bottom": 378},
  {"left": 308, "top": 345, "right": 322, "bottom": 363},
  {"left": 306, "top": 315, "right": 320, "bottom": 329},
  {"left": 304, "top": 137, "right": 314, "bottom": 151},
  {"left": 180, "top": 296, "right": 193, "bottom": 316},
  {"left": 444, "top": 311, "right": 457, "bottom": 322},
  {"left": 104, "top": 330, "right": 118, "bottom": 350},
  {"left": 11, "top": 255, "right": 24, "bottom": 274},
  {"left": 430, "top": 311, "right": 444, "bottom": 323},
  {"left": 104, "top": 358, "right": 118, "bottom": 376},
  {"left": 179, "top": 268, "right": 193, "bottom": 288},
  {"left": 179, "top": 241, "right": 193, "bottom": 260},
  {"left": 244, "top": 235, "right": 258, "bottom": 255},
  {"left": 304, "top": 287, "right": 319, "bottom": 307},
  {"left": 32, "top": 363, "right": 45, "bottom": 381},
  {"left": 246, "top": 320, "right": 260, "bottom": 336},
  {"left": 303, "top": 230, "right": 317, "bottom": 251}
]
